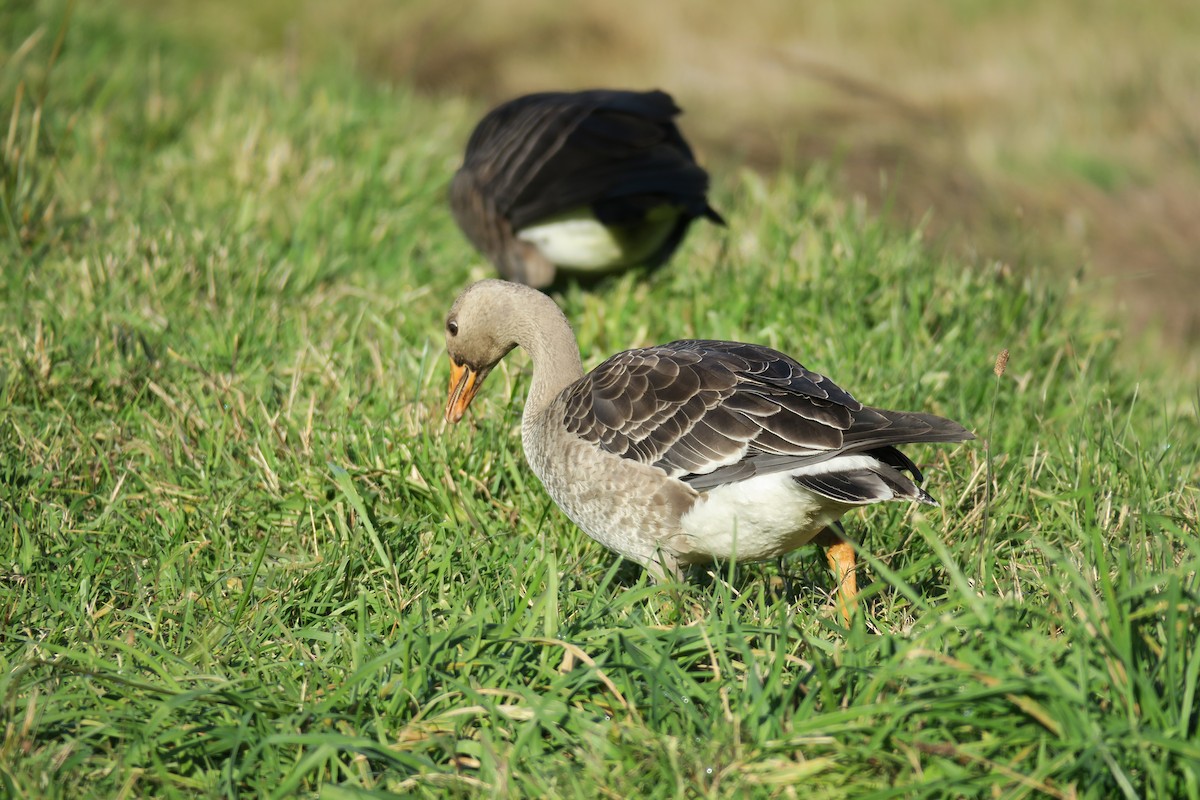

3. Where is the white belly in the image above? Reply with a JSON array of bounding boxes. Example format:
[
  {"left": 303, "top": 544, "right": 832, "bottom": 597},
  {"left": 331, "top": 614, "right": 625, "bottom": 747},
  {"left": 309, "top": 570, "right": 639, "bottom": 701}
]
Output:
[
  {"left": 678, "top": 455, "right": 886, "bottom": 562},
  {"left": 518, "top": 215, "right": 624, "bottom": 270},
  {"left": 517, "top": 207, "right": 679, "bottom": 271}
]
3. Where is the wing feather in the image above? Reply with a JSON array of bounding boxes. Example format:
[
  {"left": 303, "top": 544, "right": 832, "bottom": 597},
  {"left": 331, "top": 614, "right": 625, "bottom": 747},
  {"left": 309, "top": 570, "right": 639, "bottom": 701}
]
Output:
[
  {"left": 457, "top": 90, "right": 717, "bottom": 230},
  {"left": 560, "top": 340, "right": 973, "bottom": 490}
]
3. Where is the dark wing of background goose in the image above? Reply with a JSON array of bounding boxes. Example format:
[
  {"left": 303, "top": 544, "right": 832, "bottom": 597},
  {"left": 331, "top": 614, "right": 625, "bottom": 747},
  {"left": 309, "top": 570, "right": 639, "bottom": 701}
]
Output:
[
  {"left": 561, "top": 340, "right": 972, "bottom": 500},
  {"left": 450, "top": 89, "right": 725, "bottom": 288}
]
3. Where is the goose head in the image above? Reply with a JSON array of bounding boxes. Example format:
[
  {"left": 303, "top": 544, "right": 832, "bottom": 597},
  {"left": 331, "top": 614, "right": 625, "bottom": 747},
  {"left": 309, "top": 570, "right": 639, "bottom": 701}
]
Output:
[{"left": 443, "top": 281, "right": 521, "bottom": 423}]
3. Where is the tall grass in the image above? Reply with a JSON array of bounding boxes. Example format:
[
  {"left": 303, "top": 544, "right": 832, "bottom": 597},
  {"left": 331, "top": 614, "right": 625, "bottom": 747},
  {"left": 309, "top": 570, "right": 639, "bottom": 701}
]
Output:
[
  {"left": 1, "top": 2, "right": 71, "bottom": 251},
  {"left": 1, "top": 3, "right": 1197, "bottom": 798}
]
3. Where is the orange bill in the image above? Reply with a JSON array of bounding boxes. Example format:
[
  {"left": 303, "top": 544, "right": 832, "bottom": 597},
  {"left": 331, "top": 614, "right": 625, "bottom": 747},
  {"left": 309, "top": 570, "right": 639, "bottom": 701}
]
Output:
[{"left": 446, "top": 360, "right": 482, "bottom": 423}]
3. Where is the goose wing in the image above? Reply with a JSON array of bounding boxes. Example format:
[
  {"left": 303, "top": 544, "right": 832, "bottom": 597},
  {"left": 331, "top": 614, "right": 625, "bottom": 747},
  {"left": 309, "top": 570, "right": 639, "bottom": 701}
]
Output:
[
  {"left": 458, "top": 90, "right": 716, "bottom": 229},
  {"left": 560, "top": 340, "right": 971, "bottom": 491}
]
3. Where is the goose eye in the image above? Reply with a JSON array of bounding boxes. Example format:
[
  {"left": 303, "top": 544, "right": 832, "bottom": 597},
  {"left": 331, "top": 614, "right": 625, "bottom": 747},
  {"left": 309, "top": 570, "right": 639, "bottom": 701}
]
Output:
[{"left": 447, "top": 320, "right": 459, "bottom": 337}]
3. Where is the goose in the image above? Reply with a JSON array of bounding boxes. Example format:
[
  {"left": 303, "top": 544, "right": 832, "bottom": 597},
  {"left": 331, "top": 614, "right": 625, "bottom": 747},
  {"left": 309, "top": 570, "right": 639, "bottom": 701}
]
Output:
[
  {"left": 450, "top": 89, "right": 724, "bottom": 289},
  {"left": 443, "top": 280, "right": 973, "bottom": 621}
]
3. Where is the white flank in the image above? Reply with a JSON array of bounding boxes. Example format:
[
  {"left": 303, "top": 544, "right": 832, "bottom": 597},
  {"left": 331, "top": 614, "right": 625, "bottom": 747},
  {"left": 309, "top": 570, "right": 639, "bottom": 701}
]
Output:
[
  {"left": 679, "top": 454, "right": 890, "bottom": 562},
  {"left": 518, "top": 215, "right": 626, "bottom": 270},
  {"left": 517, "top": 207, "right": 680, "bottom": 271}
]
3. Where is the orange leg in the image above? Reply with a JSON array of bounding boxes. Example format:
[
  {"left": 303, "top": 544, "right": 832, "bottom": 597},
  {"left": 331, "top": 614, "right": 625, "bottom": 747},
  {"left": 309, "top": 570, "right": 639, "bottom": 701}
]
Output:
[{"left": 815, "top": 527, "right": 857, "bottom": 626}]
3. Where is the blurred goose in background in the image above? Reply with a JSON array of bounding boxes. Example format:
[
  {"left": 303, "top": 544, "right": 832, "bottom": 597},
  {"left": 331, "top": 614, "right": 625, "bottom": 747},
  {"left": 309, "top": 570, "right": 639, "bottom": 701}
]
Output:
[
  {"left": 450, "top": 89, "right": 724, "bottom": 289},
  {"left": 443, "top": 280, "right": 974, "bottom": 622}
]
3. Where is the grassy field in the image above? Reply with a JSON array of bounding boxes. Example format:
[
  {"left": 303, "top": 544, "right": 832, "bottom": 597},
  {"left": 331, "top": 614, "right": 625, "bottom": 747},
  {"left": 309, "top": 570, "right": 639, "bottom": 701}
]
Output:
[
  {"left": 3, "top": 2, "right": 1199, "bottom": 798},
  {"left": 128, "top": 0, "right": 1200, "bottom": 351}
]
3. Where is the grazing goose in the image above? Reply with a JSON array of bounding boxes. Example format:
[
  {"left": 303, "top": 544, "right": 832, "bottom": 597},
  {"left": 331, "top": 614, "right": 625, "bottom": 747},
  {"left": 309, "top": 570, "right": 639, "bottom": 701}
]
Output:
[
  {"left": 444, "top": 280, "right": 973, "bottom": 620},
  {"left": 450, "top": 89, "right": 724, "bottom": 289}
]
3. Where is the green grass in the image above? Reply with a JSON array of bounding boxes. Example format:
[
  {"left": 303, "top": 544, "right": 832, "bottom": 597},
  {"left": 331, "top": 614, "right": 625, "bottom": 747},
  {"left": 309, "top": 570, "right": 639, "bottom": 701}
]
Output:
[
  {"left": 127, "top": 0, "right": 1200, "bottom": 353},
  {"left": 2, "top": 3, "right": 1199, "bottom": 798}
]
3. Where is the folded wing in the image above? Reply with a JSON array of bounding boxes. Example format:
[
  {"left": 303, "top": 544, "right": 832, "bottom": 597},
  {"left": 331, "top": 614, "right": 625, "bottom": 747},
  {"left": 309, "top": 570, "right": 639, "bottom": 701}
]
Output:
[{"left": 561, "top": 340, "right": 972, "bottom": 492}]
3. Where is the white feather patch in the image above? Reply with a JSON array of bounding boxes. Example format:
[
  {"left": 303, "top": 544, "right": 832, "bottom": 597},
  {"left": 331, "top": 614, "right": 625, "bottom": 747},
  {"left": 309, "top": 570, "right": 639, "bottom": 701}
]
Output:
[
  {"left": 678, "top": 454, "right": 892, "bottom": 562},
  {"left": 518, "top": 215, "right": 626, "bottom": 270},
  {"left": 517, "top": 207, "right": 680, "bottom": 270}
]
